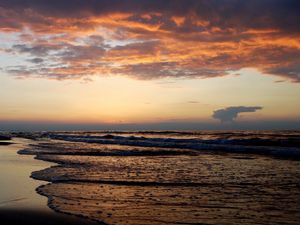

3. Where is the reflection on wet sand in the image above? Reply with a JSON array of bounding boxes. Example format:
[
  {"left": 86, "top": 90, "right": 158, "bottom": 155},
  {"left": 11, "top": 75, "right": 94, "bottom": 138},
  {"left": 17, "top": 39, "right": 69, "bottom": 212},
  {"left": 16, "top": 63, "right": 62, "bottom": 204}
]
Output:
[
  {"left": 38, "top": 181, "right": 300, "bottom": 225},
  {"left": 0, "top": 138, "right": 100, "bottom": 225}
]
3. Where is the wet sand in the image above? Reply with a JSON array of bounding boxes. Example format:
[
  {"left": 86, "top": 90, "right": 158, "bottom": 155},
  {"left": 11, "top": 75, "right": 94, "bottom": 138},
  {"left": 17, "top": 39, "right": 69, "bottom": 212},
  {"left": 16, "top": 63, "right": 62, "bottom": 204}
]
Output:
[
  {"left": 0, "top": 138, "right": 100, "bottom": 225},
  {"left": 0, "top": 209, "right": 100, "bottom": 225}
]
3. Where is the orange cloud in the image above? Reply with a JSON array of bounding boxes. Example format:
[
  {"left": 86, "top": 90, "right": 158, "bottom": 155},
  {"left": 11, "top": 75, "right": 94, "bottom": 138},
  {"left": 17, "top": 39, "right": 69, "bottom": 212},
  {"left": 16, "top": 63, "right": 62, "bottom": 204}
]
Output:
[{"left": 1, "top": 0, "right": 299, "bottom": 82}]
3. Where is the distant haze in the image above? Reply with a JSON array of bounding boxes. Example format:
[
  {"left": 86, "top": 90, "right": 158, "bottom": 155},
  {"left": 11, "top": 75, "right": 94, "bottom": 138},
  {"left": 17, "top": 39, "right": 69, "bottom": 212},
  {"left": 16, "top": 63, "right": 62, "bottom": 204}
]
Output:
[{"left": 1, "top": 120, "right": 300, "bottom": 132}]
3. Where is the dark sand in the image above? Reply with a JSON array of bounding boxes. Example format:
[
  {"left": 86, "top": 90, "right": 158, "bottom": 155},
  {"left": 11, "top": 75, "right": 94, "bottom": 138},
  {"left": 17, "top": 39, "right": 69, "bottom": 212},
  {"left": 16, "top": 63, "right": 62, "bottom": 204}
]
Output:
[
  {"left": 0, "top": 142, "right": 13, "bottom": 145},
  {"left": 0, "top": 138, "right": 101, "bottom": 225},
  {"left": 0, "top": 209, "right": 100, "bottom": 225}
]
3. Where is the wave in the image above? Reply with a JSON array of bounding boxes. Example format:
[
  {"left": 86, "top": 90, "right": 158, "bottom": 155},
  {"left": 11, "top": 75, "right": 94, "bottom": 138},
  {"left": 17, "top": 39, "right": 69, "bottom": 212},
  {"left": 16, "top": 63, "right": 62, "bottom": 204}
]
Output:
[
  {"left": 18, "top": 142, "right": 199, "bottom": 157},
  {"left": 46, "top": 133, "right": 300, "bottom": 159},
  {"left": 47, "top": 132, "right": 300, "bottom": 147},
  {"left": 28, "top": 151, "right": 300, "bottom": 187}
]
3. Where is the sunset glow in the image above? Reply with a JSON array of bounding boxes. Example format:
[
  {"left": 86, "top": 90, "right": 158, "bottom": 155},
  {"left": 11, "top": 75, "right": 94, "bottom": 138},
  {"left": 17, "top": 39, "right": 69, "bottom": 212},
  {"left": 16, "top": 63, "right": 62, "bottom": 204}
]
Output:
[{"left": 1, "top": 0, "right": 300, "bottom": 130}]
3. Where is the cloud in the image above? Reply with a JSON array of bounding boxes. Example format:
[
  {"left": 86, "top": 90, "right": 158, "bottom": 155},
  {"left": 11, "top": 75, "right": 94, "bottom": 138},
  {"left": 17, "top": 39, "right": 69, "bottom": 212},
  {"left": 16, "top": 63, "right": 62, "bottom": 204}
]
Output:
[
  {"left": 1, "top": 1, "right": 299, "bottom": 32},
  {"left": 0, "top": 0, "right": 299, "bottom": 82},
  {"left": 28, "top": 57, "right": 44, "bottom": 64},
  {"left": 212, "top": 106, "right": 263, "bottom": 123}
]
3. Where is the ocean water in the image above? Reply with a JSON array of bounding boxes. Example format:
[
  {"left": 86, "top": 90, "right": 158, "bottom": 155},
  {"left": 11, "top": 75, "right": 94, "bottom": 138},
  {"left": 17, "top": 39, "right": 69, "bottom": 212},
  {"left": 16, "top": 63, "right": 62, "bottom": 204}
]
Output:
[{"left": 17, "top": 130, "right": 300, "bottom": 225}]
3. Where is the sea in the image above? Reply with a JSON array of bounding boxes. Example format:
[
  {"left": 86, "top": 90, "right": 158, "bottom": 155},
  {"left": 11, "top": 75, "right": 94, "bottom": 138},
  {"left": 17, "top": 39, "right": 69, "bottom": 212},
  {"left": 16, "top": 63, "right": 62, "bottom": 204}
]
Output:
[{"left": 14, "top": 130, "right": 300, "bottom": 225}]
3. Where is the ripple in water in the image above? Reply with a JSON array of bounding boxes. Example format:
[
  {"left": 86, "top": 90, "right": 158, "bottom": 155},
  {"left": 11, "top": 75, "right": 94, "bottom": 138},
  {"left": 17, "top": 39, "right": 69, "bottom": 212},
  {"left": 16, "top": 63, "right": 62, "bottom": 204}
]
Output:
[{"left": 17, "top": 131, "right": 300, "bottom": 225}]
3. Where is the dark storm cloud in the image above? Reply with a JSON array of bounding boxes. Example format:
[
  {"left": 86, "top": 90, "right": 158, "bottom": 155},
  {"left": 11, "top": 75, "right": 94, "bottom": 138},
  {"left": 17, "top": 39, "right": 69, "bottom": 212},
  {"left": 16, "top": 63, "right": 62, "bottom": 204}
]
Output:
[{"left": 213, "top": 106, "right": 263, "bottom": 123}]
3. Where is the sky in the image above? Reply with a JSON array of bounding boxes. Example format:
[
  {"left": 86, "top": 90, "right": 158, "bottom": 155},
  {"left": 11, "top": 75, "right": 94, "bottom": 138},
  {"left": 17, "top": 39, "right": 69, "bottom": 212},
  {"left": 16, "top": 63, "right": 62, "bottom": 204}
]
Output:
[{"left": 0, "top": 0, "right": 300, "bottom": 130}]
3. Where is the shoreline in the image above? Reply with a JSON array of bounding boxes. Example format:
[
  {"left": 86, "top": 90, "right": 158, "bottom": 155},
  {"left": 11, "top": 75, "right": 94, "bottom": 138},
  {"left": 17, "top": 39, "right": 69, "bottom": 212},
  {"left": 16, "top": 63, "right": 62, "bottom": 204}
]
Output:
[
  {"left": 0, "top": 138, "right": 100, "bottom": 225},
  {"left": 1, "top": 133, "right": 299, "bottom": 225}
]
